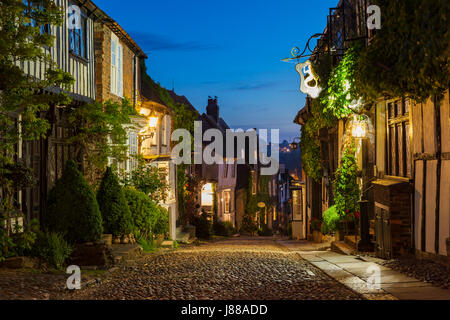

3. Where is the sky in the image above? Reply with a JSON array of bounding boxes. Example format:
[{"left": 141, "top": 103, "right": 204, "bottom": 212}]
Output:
[{"left": 94, "top": 0, "right": 338, "bottom": 142}]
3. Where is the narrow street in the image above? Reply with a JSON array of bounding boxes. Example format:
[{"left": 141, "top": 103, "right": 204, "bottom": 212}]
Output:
[{"left": 63, "top": 237, "right": 363, "bottom": 300}]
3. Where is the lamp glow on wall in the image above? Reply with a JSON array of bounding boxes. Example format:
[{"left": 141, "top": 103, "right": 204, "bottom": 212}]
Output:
[
  {"left": 148, "top": 110, "right": 159, "bottom": 129},
  {"left": 350, "top": 114, "right": 368, "bottom": 138}
]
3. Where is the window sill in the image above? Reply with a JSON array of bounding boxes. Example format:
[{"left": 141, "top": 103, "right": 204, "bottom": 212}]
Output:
[{"left": 69, "top": 52, "right": 89, "bottom": 64}]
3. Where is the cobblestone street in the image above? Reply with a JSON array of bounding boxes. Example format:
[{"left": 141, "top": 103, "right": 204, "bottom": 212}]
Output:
[{"left": 63, "top": 238, "right": 363, "bottom": 300}]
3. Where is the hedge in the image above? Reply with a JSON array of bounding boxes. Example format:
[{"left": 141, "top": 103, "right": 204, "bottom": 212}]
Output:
[
  {"left": 44, "top": 160, "right": 103, "bottom": 243},
  {"left": 97, "top": 167, "right": 133, "bottom": 237}
]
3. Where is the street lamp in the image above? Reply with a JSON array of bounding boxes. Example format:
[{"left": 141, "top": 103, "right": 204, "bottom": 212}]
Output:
[{"left": 349, "top": 114, "right": 373, "bottom": 252}]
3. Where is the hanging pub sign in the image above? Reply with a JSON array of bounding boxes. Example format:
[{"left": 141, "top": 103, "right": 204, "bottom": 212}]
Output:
[{"left": 295, "top": 60, "right": 322, "bottom": 98}]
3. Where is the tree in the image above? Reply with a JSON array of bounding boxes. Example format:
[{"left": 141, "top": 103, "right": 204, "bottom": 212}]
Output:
[
  {"left": 0, "top": 0, "right": 73, "bottom": 247},
  {"left": 97, "top": 167, "right": 133, "bottom": 237},
  {"left": 66, "top": 98, "right": 137, "bottom": 186},
  {"left": 44, "top": 160, "right": 103, "bottom": 243},
  {"left": 123, "top": 157, "right": 169, "bottom": 203}
]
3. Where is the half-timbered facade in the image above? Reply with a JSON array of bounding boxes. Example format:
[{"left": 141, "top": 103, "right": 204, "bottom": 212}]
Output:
[
  {"left": 18, "top": 0, "right": 99, "bottom": 222},
  {"left": 294, "top": 0, "right": 449, "bottom": 263}
]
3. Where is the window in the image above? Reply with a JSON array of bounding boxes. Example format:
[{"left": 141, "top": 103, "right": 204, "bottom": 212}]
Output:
[
  {"left": 68, "top": 6, "right": 87, "bottom": 58},
  {"left": 386, "top": 99, "right": 411, "bottom": 177},
  {"left": 201, "top": 183, "right": 213, "bottom": 206},
  {"left": 110, "top": 33, "right": 123, "bottom": 96},
  {"left": 223, "top": 191, "right": 231, "bottom": 213},
  {"left": 23, "top": 1, "right": 50, "bottom": 34},
  {"left": 128, "top": 132, "right": 138, "bottom": 172}
]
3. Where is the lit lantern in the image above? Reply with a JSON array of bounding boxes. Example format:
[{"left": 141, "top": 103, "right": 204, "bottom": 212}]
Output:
[
  {"left": 351, "top": 115, "right": 368, "bottom": 138},
  {"left": 148, "top": 111, "right": 159, "bottom": 129}
]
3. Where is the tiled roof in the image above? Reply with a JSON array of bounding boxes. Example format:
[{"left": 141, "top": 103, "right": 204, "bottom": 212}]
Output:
[{"left": 167, "top": 90, "right": 199, "bottom": 115}]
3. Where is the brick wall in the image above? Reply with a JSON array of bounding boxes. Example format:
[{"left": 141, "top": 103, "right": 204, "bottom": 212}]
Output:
[{"left": 94, "top": 23, "right": 139, "bottom": 104}]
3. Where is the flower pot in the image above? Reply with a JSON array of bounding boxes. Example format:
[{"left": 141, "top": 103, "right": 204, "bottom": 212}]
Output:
[
  {"left": 121, "top": 235, "right": 129, "bottom": 244},
  {"left": 113, "top": 237, "right": 121, "bottom": 244},
  {"left": 335, "top": 229, "right": 344, "bottom": 241},
  {"left": 101, "top": 234, "right": 112, "bottom": 246}
]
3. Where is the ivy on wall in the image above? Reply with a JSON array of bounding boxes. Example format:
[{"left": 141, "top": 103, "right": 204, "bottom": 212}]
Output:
[
  {"left": 333, "top": 144, "right": 360, "bottom": 218},
  {"left": 322, "top": 43, "right": 364, "bottom": 119},
  {"left": 355, "top": 0, "right": 449, "bottom": 102},
  {"left": 299, "top": 125, "right": 322, "bottom": 182}
]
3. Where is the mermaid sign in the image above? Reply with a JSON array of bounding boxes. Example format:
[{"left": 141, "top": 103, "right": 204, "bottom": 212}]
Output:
[{"left": 295, "top": 60, "right": 322, "bottom": 98}]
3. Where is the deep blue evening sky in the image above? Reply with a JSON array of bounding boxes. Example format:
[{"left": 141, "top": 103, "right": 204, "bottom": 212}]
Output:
[{"left": 94, "top": 0, "right": 337, "bottom": 142}]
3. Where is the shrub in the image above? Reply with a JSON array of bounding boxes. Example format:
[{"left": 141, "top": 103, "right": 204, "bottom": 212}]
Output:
[
  {"left": 137, "top": 237, "right": 155, "bottom": 252},
  {"left": 10, "top": 218, "right": 39, "bottom": 257},
  {"left": 310, "top": 218, "right": 322, "bottom": 232},
  {"left": 97, "top": 167, "right": 133, "bottom": 237},
  {"left": 240, "top": 212, "right": 258, "bottom": 234},
  {"left": 334, "top": 145, "right": 360, "bottom": 218},
  {"left": 34, "top": 232, "right": 72, "bottom": 270},
  {"left": 44, "top": 160, "right": 103, "bottom": 243},
  {"left": 213, "top": 220, "right": 235, "bottom": 236},
  {"left": 322, "top": 205, "right": 340, "bottom": 234},
  {"left": 154, "top": 206, "right": 169, "bottom": 236},
  {"left": 123, "top": 187, "right": 158, "bottom": 238},
  {"left": 257, "top": 225, "right": 273, "bottom": 236},
  {"left": 192, "top": 213, "right": 211, "bottom": 240}
]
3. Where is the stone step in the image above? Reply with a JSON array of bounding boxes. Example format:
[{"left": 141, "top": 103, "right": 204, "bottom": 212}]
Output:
[
  {"left": 161, "top": 240, "right": 175, "bottom": 249},
  {"left": 344, "top": 235, "right": 359, "bottom": 248},
  {"left": 331, "top": 241, "right": 357, "bottom": 255},
  {"left": 110, "top": 244, "right": 143, "bottom": 264}
]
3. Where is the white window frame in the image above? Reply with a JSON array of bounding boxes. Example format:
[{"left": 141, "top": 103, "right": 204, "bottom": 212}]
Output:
[{"left": 111, "top": 33, "right": 123, "bottom": 97}]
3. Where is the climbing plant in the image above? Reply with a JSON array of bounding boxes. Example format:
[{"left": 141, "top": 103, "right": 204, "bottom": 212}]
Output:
[
  {"left": 322, "top": 43, "right": 364, "bottom": 119},
  {"left": 66, "top": 98, "right": 136, "bottom": 185},
  {"left": 333, "top": 144, "right": 360, "bottom": 219},
  {"left": 355, "top": 0, "right": 449, "bottom": 102}
]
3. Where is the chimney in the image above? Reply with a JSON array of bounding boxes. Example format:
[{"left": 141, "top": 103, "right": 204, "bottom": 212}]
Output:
[{"left": 206, "top": 96, "right": 219, "bottom": 123}]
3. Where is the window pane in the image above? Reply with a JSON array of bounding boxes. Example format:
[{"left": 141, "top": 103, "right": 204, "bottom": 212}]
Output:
[
  {"left": 69, "top": 30, "right": 75, "bottom": 52},
  {"left": 397, "top": 124, "right": 404, "bottom": 176},
  {"left": 405, "top": 123, "right": 411, "bottom": 177}
]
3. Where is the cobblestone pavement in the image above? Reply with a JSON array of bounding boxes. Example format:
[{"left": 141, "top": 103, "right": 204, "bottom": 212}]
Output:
[
  {"left": 63, "top": 237, "right": 364, "bottom": 300},
  {"left": 0, "top": 269, "right": 68, "bottom": 300}
]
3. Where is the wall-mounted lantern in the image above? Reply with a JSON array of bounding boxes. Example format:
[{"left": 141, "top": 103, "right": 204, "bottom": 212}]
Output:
[
  {"left": 138, "top": 109, "right": 159, "bottom": 155},
  {"left": 289, "top": 137, "right": 301, "bottom": 150},
  {"left": 148, "top": 110, "right": 159, "bottom": 129},
  {"left": 350, "top": 114, "right": 368, "bottom": 139}
]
